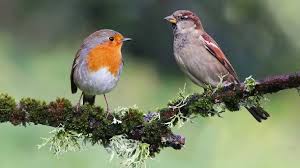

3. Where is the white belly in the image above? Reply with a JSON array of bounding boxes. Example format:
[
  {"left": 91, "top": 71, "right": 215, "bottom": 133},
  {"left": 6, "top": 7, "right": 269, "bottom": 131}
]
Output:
[{"left": 75, "top": 67, "right": 120, "bottom": 95}]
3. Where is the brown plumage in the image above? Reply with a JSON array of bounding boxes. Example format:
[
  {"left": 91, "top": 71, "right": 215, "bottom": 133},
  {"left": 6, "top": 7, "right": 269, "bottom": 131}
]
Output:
[{"left": 165, "top": 10, "right": 270, "bottom": 122}]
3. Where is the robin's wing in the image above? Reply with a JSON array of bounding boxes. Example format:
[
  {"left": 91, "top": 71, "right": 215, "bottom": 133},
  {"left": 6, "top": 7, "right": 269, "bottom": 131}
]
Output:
[
  {"left": 201, "top": 33, "right": 240, "bottom": 82},
  {"left": 70, "top": 50, "right": 80, "bottom": 94}
]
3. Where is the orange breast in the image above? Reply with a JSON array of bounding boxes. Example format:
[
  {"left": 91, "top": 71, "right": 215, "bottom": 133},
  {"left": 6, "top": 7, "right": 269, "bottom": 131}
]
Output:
[{"left": 87, "top": 42, "right": 122, "bottom": 76}]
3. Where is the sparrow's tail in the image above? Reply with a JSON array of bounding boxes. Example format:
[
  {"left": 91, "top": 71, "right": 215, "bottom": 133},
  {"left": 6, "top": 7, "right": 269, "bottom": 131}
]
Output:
[
  {"left": 245, "top": 106, "right": 270, "bottom": 122},
  {"left": 83, "top": 94, "right": 96, "bottom": 105}
]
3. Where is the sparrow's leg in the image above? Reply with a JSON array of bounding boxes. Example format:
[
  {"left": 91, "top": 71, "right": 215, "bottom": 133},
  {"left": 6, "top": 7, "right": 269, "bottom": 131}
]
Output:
[
  {"left": 76, "top": 92, "right": 83, "bottom": 112},
  {"left": 202, "top": 85, "right": 211, "bottom": 93},
  {"left": 223, "top": 81, "right": 235, "bottom": 88}
]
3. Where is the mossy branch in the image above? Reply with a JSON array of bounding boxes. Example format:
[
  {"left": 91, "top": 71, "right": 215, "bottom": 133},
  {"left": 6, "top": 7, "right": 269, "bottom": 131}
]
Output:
[{"left": 0, "top": 71, "right": 300, "bottom": 159}]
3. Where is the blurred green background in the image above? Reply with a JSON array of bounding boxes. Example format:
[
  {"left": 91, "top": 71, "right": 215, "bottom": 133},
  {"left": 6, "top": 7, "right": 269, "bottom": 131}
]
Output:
[{"left": 0, "top": 0, "right": 299, "bottom": 168}]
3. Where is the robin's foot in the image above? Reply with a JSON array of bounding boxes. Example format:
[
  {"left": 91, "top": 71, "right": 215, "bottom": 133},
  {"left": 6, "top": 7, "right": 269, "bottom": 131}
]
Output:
[
  {"left": 103, "top": 94, "right": 111, "bottom": 118},
  {"left": 105, "top": 107, "right": 111, "bottom": 118},
  {"left": 75, "top": 103, "right": 81, "bottom": 112},
  {"left": 75, "top": 93, "right": 83, "bottom": 113}
]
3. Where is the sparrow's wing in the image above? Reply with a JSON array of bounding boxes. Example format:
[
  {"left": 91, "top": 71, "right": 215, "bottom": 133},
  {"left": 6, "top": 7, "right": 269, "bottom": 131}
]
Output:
[
  {"left": 201, "top": 33, "right": 240, "bottom": 83},
  {"left": 70, "top": 50, "right": 80, "bottom": 94}
]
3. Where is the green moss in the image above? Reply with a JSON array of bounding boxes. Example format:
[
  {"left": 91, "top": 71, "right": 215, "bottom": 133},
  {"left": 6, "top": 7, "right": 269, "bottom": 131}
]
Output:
[
  {"left": 66, "top": 104, "right": 100, "bottom": 134},
  {"left": 69, "top": 104, "right": 118, "bottom": 144},
  {"left": 215, "top": 93, "right": 240, "bottom": 112},
  {"left": 17, "top": 98, "right": 47, "bottom": 125},
  {"left": 142, "top": 121, "right": 171, "bottom": 149},
  {"left": 159, "top": 108, "right": 176, "bottom": 122},
  {"left": 47, "top": 98, "right": 73, "bottom": 127},
  {"left": 242, "top": 95, "right": 264, "bottom": 109},
  {"left": 122, "top": 108, "right": 144, "bottom": 133},
  {"left": 63, "top": 105, "right": 145, "bottom": 145},
  {"left": 0, "top": 93, "right": 16, "bottom": 123},
  {"left": 98, "top": 108, "right": 144, "bottom": 144},
  {"left": 223, "top": 99, "right": 240, "bottom": 111},
  {"left": 188, "top": 96, "right": 214, "bottom": 117}
]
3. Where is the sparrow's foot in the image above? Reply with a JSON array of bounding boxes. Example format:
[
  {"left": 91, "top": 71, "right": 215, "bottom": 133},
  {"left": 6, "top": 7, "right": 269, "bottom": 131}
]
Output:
[{"left": 223, "top": 82, "right": 235, "bottom": 88}]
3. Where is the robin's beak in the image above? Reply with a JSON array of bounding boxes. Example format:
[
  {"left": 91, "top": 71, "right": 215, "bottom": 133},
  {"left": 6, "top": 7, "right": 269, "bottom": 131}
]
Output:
[
  {"left": 164, "top": 15, "right": 177, "bottom": 24},
  {"left": 122, "top": 38, "right": 132, "bottom": 42}
]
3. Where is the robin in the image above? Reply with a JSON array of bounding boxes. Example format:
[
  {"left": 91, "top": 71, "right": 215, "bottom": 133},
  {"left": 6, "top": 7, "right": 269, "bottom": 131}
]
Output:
[
  {"left": 164, "top": 10, "right": 270, "bottom": 122},
  {"left": 70, "top": 29, "right": 131, "bottom": 112}
]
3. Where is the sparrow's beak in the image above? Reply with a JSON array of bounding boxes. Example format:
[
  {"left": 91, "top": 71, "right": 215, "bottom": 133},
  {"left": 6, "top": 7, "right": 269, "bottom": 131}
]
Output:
[
  {"left": 122, "top": 37, "right": 132, "bottom": 42},
  {"left": 164, "top": 15, "right": 177, "bottom": 24}
]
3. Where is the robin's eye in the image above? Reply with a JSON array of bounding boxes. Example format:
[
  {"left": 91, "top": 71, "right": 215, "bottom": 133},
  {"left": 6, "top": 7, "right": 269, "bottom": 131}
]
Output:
[{"left": 109, "top": 37, "right": 114, "bottom": 41}]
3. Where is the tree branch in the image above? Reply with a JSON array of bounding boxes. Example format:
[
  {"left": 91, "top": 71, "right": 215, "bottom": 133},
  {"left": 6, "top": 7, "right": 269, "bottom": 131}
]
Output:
[{"left": 0, "top": 72, "right": 299, "bottom": 156}]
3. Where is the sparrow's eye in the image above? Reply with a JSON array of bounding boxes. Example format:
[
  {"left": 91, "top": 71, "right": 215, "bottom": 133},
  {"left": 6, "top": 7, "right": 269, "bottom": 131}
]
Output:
[
  {"left": 180, "top": 15, "right": 188, "bottom": 20},
  {"left": 109, "top": 37, "right": 114, "bottom": 41}
]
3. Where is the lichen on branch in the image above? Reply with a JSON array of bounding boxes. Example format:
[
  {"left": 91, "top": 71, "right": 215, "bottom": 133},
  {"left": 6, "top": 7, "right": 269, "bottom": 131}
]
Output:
[{"left": 0, "top": 71, "right": 300, "bottom": 167}]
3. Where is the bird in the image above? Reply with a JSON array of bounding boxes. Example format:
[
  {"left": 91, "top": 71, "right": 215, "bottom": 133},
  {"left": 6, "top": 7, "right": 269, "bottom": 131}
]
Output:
[
  {"left": 70, "top": 29, "right": 131, "bottom": 112},
  {"left": 164, "top": 10, "right": 270, "bottom": 122}
]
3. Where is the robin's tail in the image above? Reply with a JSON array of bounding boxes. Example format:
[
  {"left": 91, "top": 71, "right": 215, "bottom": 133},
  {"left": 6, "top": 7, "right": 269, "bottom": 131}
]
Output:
[
  {"left": 245, "top": 106, "right": 270, "bottom": 122},
  {"left": 83, "top": 94, "right": 96, "bottom": 105}
]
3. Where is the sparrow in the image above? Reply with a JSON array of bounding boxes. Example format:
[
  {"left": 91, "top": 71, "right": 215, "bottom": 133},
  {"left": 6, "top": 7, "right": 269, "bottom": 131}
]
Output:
[
  {"left": 70, "top": 29, "right": 131, "bottom": 112},
  {"left": 164, "top": 10, "right": 270, "bottom": 122}
]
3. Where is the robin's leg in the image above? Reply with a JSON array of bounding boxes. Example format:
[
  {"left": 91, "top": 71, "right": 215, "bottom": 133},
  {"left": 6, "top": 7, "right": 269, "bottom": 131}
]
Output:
[
  {"left": 76, "top": 92, "right": 83, "bottom": 111},
  {"left": 103, "top": 94, "right": 110, "bottom": 113}
]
